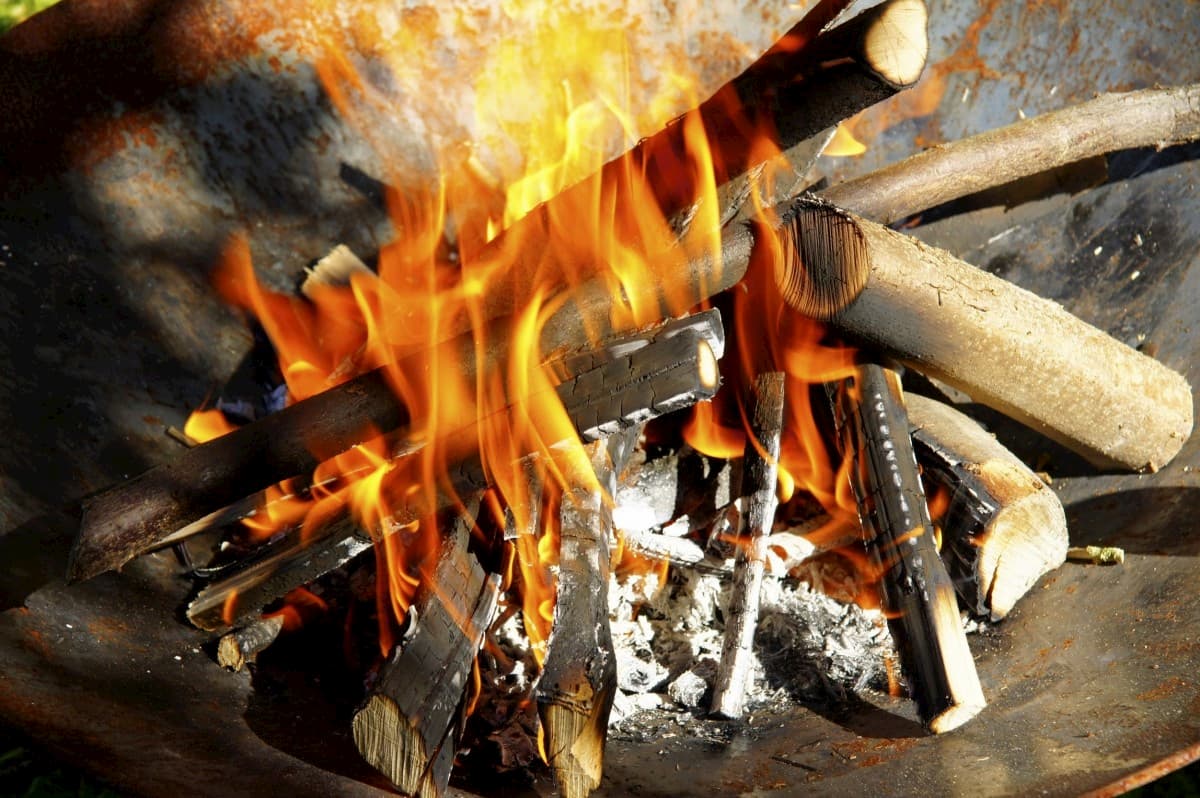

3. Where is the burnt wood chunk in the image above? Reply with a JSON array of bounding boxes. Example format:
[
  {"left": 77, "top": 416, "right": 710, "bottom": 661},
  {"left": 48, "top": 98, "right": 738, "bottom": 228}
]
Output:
[
  {"left": 776, "top": 196, "right": 1193, "bottom": 472},
  {"left": 353, "top": 512, "right": 500, "bottom": 798},
  {"left": 827, "top": 362, "right": 985, "bottom": 733},
  {"left": 710, "top": 372, "right": 786, "bottom": 719},
  {"left": 536, "top": 440, "right": 620, "bottom": 798},
  {"left": 906, "top": 394, "right": 1068, "bottom": 621},
  {"left": 216, "top": 614, "right": 285, "bottom": 672}
]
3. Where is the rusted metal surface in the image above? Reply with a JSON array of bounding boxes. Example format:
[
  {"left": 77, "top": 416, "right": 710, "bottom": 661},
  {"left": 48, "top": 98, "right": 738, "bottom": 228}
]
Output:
[{"left": 0, "top": 0, "right": 1198, "bottom": 796}]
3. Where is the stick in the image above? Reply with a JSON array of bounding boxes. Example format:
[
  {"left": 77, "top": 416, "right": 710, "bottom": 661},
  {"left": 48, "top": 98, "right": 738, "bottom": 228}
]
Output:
[
  {"left": 683, "top": 0, "right": 930, "bottom": 234},
  {"left": 906, "top": 393, "right": 1068, "bottom": 621},
  {"left": 827, "top": 362, "right": 985, "bottom": 733},
  {"left": 773, "top": 196, "right": 1193, "bottom": 472},
  {"left": 186, "top": 318, "right": 722, "bottom": 630},
  {"left": 216, "top": 614, "right": 285, "bottom": 672},
  {"left": 535, "top": 441, "right": 618, "bottom": 798},
  {"left": 711, "top": 372, "right": 786, "bottom": 720},
  {"left": 70, "top": 306, "right": 722, "bottom": 582},
  {"left": 822, "top": 84, "right": 1200, "bottom": 224},
  {"left": 353, "top": 511, "right": 500, "bottom": 798}
]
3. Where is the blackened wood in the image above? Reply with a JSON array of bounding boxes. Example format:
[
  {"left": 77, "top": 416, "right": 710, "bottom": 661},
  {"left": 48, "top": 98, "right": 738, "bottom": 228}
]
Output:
[
  {"left": 827, "top": 363, "right": 985, "bottom": 733},
  {"left": 353, "top": 512, "right": 500, "bottom": 798},
  {"left": 611, "top": 448, "right": 737, "bottom": 535},
  {"left": 823, "top": 84, "right": 1200, "bottom": 224},
  {"left": 188, "top": 517, "right": 371, "bottom": 632},
  {"left": 536, "top": 440, "right": 618, "bottom": 798},
  {"left": 216, "top": 614, "right": 285, "bottom": 672},
  {"left": 906, "top": 394, "right": 1068, "bottom": 621},
  {"left": 680, "top": 0, "right": 929, "bottom": 235},
  {"left": 775, "top": 196, "right": 1193, "bottom": 472},
  {"left": 711, "top": 372, "right": 786, "bottom": 719},
  {"left": 186, "top": 316, "right": 722, "bottom": 631}
]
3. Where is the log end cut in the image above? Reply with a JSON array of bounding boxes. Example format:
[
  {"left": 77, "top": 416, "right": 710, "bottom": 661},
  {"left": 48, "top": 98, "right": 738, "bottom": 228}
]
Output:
[{"left": 353, "top": 694, "right": 442, "bottom": 798}]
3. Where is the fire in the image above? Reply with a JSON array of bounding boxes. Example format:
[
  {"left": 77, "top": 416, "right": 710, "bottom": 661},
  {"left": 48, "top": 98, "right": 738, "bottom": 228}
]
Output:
[{"left": 192, "top": 2, "right": 874, "bottom": 665}]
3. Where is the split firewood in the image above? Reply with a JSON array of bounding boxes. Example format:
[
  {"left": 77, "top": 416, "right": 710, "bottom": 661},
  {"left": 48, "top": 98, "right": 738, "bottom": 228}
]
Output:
[
  {"left": 186, "top": 316, "right": 722, "bottom": 631},
  {"left": 822, "top": 84, "right": 1200, "bottom": 224},
  {"left": 906, "top": 393, "right": 1068, "bottom": 621},
  {"left": 535, "top": 440, "right": 620, "bottom": 798},
  {"left": 621, "top": 522, "right": 852, "bottom": 578},
  {"left": 188, "top": 517, "right": 372, "bottom": 632},
  {"left": 711, "top": 372, "right": 787, "bottom": 720},
  {"left": 353, "top": 510, "right": 500, "bottom": 798},
  {"left": 216, "top": 614, "right": 285, "bottom": 672},
  {"left": 611, "top": 448, "right": 737, "bottom": 536},
  {"left": 300, "top": 244, "right": 372, "bottom": 298},
  {"left": 772, "top": 196, "right": 1193, "bottom": 472},
  {"left": 827, "top": 362, "right": 986, "bottom": 734}
]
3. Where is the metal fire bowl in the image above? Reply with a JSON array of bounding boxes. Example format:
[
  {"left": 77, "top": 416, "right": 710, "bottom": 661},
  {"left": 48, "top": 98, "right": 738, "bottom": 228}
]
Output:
[{"left": 0, "top": 1, "right": 1197, "bottom": 795}]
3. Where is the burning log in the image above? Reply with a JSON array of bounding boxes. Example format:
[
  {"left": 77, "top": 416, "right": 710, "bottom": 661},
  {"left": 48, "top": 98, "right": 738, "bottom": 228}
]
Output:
[
  {"left": 536, "top": 440, "right": 620, "bottom": 798},
  {"left": 353, "top": 510, "right": 500, "bottom": 798},
  {"left": 710, "top": 372, "right": 786, "bottom": 719},
  {"left": 188, "top": 518, "right": 372, "bottom": 632},
  {"left": 827, "top": 362, "right": 986, "bottom": 734},
  {"left": 822, "top": 84, "right": 1200, "bottom": 224},
  {"left": 691, "top": 0, "right": 930, "bottom": 233},
  {"left": 774, "top": 196, "right": 1194, "bottom": 472},
  {"left": 216, "top": 614, "right": 285, "bottom": 672},
  {"left": 906, "top": 393, "right": 1068, "bottom": 621},
  {"left": 187, "top": 314, "right": 722, "bottom": 631}
]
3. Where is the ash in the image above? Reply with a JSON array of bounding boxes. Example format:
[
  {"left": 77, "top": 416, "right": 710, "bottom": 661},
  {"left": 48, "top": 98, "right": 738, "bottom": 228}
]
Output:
[{"left": 604, "top": 556, "right": 894, "bottom": 740}]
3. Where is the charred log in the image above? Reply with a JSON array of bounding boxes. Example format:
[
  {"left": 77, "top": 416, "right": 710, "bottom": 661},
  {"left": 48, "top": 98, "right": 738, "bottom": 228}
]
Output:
[
  {"left": 352, "top": 511, "right": 500, "bottom": 798},
  {"left": 216, "top": 614, "right": 285, "bottom": 672},
  {"left": 827, "top": 362, "right": 986, "bottom": 733},
  {"left": 710, "top": 372, "right": 786, "bottom": 719}
]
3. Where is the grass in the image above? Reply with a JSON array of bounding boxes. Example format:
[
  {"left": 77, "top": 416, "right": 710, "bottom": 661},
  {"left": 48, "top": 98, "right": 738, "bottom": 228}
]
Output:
[{"left": 0, "top": 0, "right": 59, "bottom": 33}]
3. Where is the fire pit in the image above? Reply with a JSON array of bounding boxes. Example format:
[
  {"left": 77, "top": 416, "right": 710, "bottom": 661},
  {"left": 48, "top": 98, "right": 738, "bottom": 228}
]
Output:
[{"left": 1, "top": 1, "right": 1198, "bottom": 796}]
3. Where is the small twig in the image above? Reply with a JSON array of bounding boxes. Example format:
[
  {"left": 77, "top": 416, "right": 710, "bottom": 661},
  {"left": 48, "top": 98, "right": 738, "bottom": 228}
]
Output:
[{"left": 711, "top": 372, "right": 786, "bottom": 720}]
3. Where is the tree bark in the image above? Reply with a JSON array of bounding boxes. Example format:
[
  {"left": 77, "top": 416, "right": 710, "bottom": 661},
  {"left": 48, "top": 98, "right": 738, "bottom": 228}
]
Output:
[
  {"left": 774, "top": 196, "right": 1193, "bottom": 472},
  {"left": 906, "top": 393, "right": 1068, "bottom": 621},
  {"left": 822, "top": 84, "right": 1200, "bottom": 224}
]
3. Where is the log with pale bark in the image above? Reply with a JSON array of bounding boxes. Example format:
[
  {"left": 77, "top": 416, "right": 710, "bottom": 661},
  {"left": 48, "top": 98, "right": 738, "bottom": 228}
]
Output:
[
  {"left": 906, "top": 393, "right": 1068, "bottom": 621},
  {"left": 186, "top": 315, "right": 723, "bottom": 631},
  {"left": 822, "top": 84, "right": 1200, "bottom": 224},
  {"left": 535, "top": 439, "right": 620, "bottom": 798},
  {"left": 710, "top": 372, "right": 786, "bottom": 720},
  {"left": 827, "top": 362, "right": 986, "bottom": 734},
  {"left": 773, "top": 196, "right": 1193, "bottom": 472}
]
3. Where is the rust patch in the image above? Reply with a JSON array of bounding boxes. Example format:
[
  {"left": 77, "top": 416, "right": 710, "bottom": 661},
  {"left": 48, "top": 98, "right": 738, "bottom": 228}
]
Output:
[{"left": 1135, "top": 676, "right": 1189, "bottom": 702}]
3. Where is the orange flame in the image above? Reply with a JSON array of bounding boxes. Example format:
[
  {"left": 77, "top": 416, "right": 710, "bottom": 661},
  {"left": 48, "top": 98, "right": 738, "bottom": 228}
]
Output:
[{"left": 193, "top": 2, "right": 883, "bottom": 665}]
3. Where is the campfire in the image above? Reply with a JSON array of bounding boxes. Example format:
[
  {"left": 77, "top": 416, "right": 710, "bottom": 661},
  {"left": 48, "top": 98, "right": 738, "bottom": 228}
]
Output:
[{"left": 3, "top": 0, "right": 1200, "bottom": 796}]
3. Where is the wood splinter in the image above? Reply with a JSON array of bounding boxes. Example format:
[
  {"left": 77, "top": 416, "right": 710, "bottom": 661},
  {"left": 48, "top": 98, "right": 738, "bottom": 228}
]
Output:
[
  {"left": 352, "top": 509, "right": 501, "bottom": 798},
  {"left": 710, "top": 372, "right": 786, "bottom": 720},
  {"left": 906, "top": 394, "right": 1068, "bottom": 621},
  {"left": 827, "top": 362, "right": 985, "bottom": 734}
]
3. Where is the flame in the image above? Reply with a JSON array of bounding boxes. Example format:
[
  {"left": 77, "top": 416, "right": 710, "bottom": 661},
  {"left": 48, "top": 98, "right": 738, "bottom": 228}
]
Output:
[
  {"left": 183, "top": 408, "right": 237, "bottom": 444},
  {"left": 192, "top": 2, "right": 881, "bottom": 671},
  {"left": 824, "top": 121, "right": 867, "bottom": 156}
]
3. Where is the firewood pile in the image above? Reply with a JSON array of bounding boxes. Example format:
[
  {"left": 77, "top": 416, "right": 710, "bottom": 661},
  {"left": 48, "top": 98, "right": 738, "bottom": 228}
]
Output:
[{"left": 59, "top": 1, "right": 1199, "bottom": 796}]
